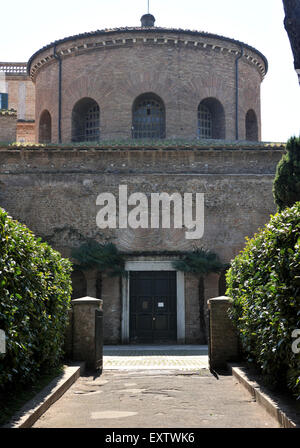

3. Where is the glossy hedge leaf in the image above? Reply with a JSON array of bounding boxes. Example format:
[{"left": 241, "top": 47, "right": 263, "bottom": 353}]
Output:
[
  {"left": 226, "top": 202, "right": 300, "bottom": 400},
  {"left": 0, "top": 208, "right": 72, "bottom": 390}
]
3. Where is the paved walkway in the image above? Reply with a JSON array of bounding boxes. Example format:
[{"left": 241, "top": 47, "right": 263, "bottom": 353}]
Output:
[
  {"left": 33, "top": 370, "right": 279, "bottom": 428},
  {"left": 33, "top": 346, "right": 279, "bottom": 428},
  {"left": 103, "top": 345, "right": 209, "bottom": 371}
]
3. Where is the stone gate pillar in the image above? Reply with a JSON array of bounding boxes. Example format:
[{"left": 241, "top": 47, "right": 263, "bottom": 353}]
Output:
[
  {"left": 72, "top": 297, "right": 103, "bottom": 369},
  {"left": 208, "top": 296, "right": 239, "bottom": 369}
]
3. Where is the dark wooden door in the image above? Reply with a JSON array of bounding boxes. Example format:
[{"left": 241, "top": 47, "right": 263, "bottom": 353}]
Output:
[{"left": 130, "top": 271, "right": 177, "bottom": 344}]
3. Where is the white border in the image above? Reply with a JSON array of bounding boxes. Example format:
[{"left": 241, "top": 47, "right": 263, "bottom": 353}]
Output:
[{"left": 121, "top": 261, "right": 185, "bottom": 344}]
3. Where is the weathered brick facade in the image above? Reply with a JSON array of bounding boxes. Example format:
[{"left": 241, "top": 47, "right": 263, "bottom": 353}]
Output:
[
  {"left": 27, "top": 27, "right": 267, "bottom": 143},
  {"left": 16, "top": 121, "right": 35, "bottom": 143},
  {"left": 0, "top": 112, "right": 17, "bottom": 142},
  {"left": 0, "top": 63, "right": 36, "bottom": 143},
  {"left": 6, "top": 76, "right": 35, "bottom": 121},
  {"left": 0, "top": 145, "right": 284, "bottom": 343},
  {"left": 0, "top": 18, "right": 280, "bottom": 345}
]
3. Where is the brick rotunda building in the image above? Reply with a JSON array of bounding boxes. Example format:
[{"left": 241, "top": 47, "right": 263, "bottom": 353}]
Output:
[
  {"left": 28, "top": 13, "right": 268, "bottom": 143},
  {"left": 0, "top": 13, "right": 284, "bottom": 345}
]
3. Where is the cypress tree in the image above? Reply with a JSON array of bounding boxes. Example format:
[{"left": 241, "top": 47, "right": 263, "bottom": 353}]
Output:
[{"left": 273, "top": 136, "right": 300, "bottom": 211}]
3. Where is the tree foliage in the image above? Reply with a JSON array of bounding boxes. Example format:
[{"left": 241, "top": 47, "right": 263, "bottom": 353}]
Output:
[
  {"left": 173, "top": 248, "right": 224, "bottom": 275},
  {"left": 0, "top": 208, "right": 72, "bottom": 390},
  {"left": 282, "top": 0, "right": 300, "bottom": 73},
  {"left": 273, "top": 136, "right": 300, "bottom": 211},
  {"left": 71, "top": 240, "right": 126, "bottom": 277},
  {"left": 226, "top": 203, "right": 300, "bottom": 399}
]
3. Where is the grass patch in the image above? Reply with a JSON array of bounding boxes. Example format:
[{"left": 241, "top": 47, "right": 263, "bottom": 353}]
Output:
[
  {"left": 0, "top": 138, "right": 286, "bottom": 151},
  {"left": 0, "top": 364, "right": 64, "bottom": 427}
]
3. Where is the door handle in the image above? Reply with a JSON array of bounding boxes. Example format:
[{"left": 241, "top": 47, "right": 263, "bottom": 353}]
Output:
[{"left": 153, "top": 317, "right": 156, "bottom": 321}]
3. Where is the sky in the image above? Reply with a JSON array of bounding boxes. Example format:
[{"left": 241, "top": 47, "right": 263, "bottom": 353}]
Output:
[{"left": 1, "top": 0, "right": 299, "bottom": 142}]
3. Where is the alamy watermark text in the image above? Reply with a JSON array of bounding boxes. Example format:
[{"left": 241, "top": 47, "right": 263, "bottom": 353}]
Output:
[{"left": 96, "top": 185, "right": 204, "bottom": 240}]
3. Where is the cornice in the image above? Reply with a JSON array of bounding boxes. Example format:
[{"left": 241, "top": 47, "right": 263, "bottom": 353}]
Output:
[{"left": 27, "top": 28, "right": 268, "bottom": 81}]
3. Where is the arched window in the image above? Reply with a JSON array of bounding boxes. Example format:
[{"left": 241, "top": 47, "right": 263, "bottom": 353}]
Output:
[
  {"left": 245, "top": 109, "right": 258, "bottom": 141},
  {"left": 39, "top": 110, "right": 51, "bottom": 143},
  {"left": 198, "top": 98, "right": 225, "bottom": 139},
  {"left": 132, "top": 93, "right": 165, "bottom": 139},
  {"left": 71, "top": 270, "right": 87, "bottom": 299},
  {"left": 72, "top": 98, "right": 100, "bottom": 143}
]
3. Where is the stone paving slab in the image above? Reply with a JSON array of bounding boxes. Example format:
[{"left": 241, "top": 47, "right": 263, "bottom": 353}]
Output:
[
  {"left": 104, "top": 355, "right": 209, "bottom": 370},
  {"left": 33, "top": 370, "right": 279, "bottom": 428},
  {"left": 103, "top": 345, "right": 209, "bottom": 371}
]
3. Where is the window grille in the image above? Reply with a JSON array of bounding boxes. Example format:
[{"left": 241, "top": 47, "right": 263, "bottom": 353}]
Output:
[
  {"left": 84, "top": 105, "right": 100, "bottom": 142},
  {"left": 72, "top": 100, "right": 100, "bottom": 143},
  {"left": 198, "top": 104, "right": 212, "bottom": 139},
  {"left": 132, "top": 95, "right": 165, "bottom": 139}
]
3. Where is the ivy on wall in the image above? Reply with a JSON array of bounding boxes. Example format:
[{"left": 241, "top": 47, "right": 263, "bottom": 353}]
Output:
[
  {"left": 173, "top": 248, "right": 224, "bottom": 275},
  {"left": 71, "top": 239, "right": 126, "bottom": 277}
]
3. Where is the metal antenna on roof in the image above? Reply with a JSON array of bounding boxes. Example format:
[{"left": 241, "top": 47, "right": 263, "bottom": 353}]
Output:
[{"left": 141, "top": 2, "right": 155, "bottom": 27}]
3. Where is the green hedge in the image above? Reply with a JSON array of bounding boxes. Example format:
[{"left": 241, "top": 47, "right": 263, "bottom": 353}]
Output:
[
  {"left": 226, "top": 203, "right": 300, "bottom": 399},
  {"left": 0, "top": 208, "right": 72, "bottom": 390}
]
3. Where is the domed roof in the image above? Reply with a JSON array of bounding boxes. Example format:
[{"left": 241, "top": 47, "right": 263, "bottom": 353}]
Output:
[
  {"left": 27, "top": 17, "right": 268, "bottom": 77},
  {"left": 140, "top": 13, "right": 156, "bottom": 27}
]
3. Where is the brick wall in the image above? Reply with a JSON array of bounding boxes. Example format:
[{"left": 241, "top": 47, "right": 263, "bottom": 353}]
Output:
[
  {"left": 29, "top": 29, "right": 266, "bottom": 143},
  {"left": 6, "top": 76, "right": 35, "bottom": 121},
  {"left": 0, "top": 70, "right": 36, "bottom": 143},
  {"left": 0, "top": 145, "right": 282, "bottom": 343},
  {"left": 16, "top": 121, "right": 35, "bottom": 143},
  {"left": 0, "top": 113, "right": 17, "bottom": 142},
  {"left": 101, "top": 273, "right": 122, "bottom": 344},
  {"left": 0, "top": 146, "right": 282, "bottom": 261},
  {"left": 184, "top": 273, "right": 203, "bottom": 344}
]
